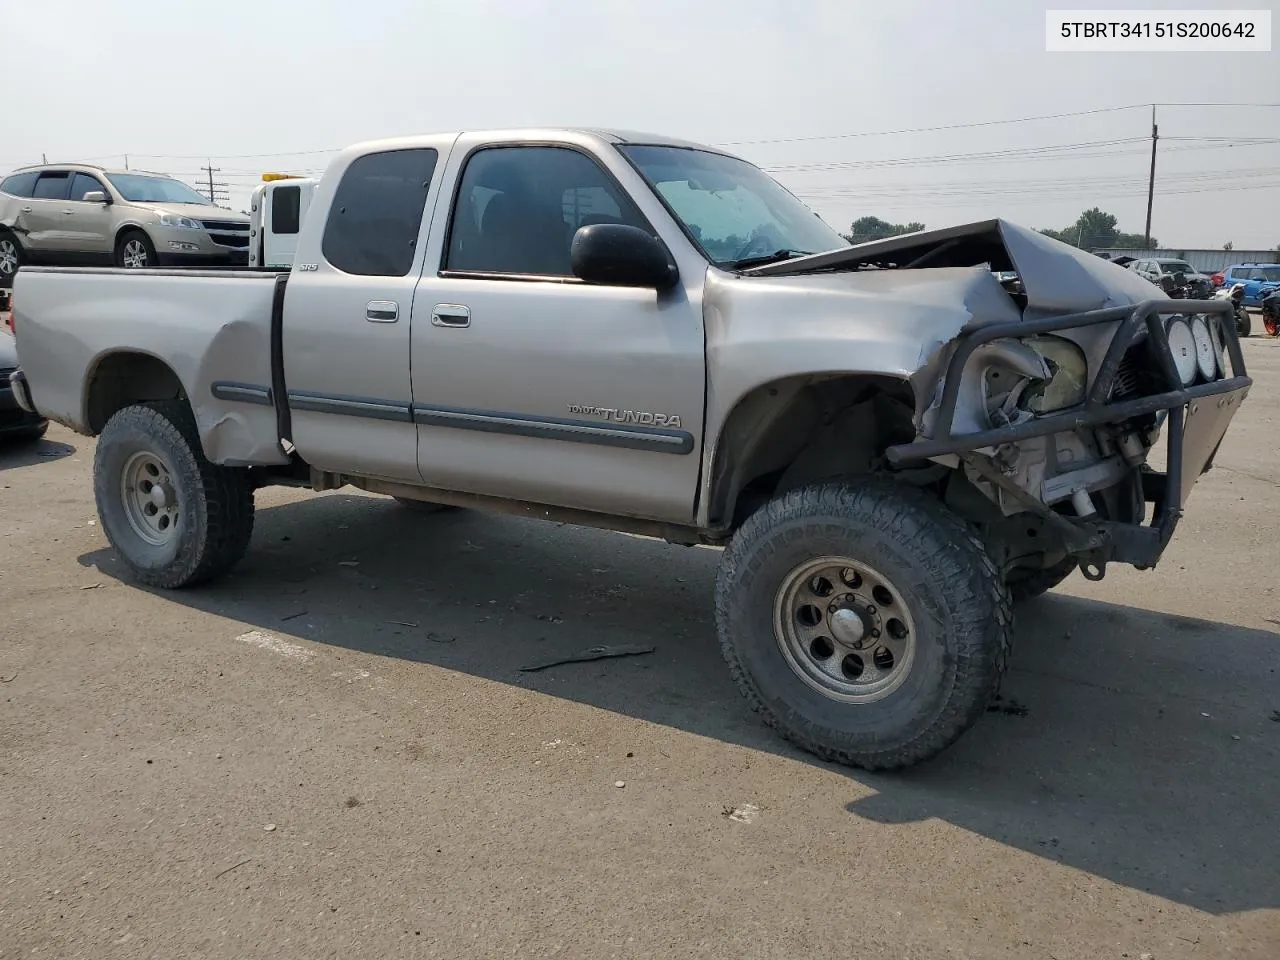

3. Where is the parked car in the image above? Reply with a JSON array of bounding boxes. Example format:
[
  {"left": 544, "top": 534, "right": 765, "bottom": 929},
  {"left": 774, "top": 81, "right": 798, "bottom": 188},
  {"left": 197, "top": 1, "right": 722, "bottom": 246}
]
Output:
[
  {"left": 1, "top": 325, "right": 47, "bottom": 441},
  {"left": 6, "top": 128, "right": 1251, "bottom": 771},
  {"left": 0, "top": 164, "right": 249, "bottom": 285},
  {"left": 1220, "top": 263, "right": 1280, "bottom": 307},
  {"left": 1127, "top": 257, "right": 1213, "bottom": 292}
]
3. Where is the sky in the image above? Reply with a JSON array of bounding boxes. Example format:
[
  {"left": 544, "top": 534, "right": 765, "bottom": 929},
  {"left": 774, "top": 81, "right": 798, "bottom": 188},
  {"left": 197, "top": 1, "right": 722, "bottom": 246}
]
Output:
[{"left": 3, "top": 0, "right": 1278, "bottom": 249}]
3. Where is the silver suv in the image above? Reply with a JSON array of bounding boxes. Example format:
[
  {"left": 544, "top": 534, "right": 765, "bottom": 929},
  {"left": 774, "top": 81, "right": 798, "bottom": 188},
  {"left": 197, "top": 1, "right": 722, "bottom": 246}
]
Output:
[{"left": 0, "top": 164, "right": 249, "bottom": 286}]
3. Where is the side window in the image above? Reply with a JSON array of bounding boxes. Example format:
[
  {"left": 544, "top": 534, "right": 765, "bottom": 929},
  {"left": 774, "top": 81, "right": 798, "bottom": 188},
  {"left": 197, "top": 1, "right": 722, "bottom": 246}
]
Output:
[
  {"left": 31, "top": 172, "right": 71, "bottom": 200},
  {"left": 445, "top": 145, "right": 649, "bottom": 277},
  {"left": 321, "top": 148, "right": 438, "bottom": 277},
  {"left": 70, "top": 173, "right": 105, "bottom": 201},
  {"left": 0, "top": 171, "right": 39, "bottom": 198},
  {"left": 271, "top": 185, "right": 301, "bottom": 235},
  {"left": 1246, "top": 268, "right": 1263, "bottom": 281}
]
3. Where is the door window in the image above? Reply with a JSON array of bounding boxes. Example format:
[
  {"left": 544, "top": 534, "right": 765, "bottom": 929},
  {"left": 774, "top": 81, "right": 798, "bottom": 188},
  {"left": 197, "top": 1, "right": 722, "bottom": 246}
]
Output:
[
  {"left": 321, "top": 148, "right": 438, "bottom": 277},
  {"left": 445, "top": 145, "right": 649, "bottom": 277},
  {"left": 31, "top": 172, "right": 71, "bottom": 200},
  {"left": 70, "top": 173, "right": 106, "bottom": 201}
]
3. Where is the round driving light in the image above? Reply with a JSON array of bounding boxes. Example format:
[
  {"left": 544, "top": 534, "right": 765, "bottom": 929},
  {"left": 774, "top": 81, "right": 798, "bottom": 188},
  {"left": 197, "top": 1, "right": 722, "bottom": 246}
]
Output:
[
  {"left": 1209, "top": 315, "right": 1228, "bottom": 377},
  {"left": 1166, "top": 318, "right": 1197, "bottom": 386},
  {"left": 1190, "top": 315, "right": 1216, "bottom": 381}
]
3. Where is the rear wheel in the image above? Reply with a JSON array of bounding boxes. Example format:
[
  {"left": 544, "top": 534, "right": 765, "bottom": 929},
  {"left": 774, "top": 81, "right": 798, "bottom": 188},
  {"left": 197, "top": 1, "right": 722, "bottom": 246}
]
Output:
[
  {"left": 115, "top": 230, "right": 156, "bottom": 269},
  {"left": 94, "top": 401, "right": 254, "bottom": 588},
  {"left": 0, "top": 232, "right": 24, "bottom": 287},
  {"left": 715, "top": 481, "right": 1013, "bottom": 771}
]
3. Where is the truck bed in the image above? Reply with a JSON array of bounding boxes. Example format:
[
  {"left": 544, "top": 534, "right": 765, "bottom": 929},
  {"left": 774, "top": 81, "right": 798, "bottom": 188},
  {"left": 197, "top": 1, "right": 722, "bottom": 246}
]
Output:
[{"left": 13, "top": 266, "right": 291, "bottom": 466}]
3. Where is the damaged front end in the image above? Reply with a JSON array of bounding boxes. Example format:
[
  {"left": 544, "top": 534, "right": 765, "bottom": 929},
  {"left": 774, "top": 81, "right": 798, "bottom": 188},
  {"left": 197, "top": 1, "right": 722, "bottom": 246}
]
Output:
[
  {"left": 890, "top": 297, "right": 1250, "bottom": 579},
  {"left": 752, "top": 219, "right": 1252, "bottom": 580}
]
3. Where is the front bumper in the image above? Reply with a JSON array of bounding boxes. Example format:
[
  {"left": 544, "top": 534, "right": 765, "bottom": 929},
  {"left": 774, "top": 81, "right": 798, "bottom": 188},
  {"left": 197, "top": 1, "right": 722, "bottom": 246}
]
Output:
[{"left": 886, "top": 298, "right": 1251, "bottom": 573}]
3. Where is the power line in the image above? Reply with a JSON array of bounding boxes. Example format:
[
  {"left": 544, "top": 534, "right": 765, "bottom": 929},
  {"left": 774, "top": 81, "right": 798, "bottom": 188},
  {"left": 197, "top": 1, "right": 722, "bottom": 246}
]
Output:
[{"left": 716, "top": 101, "right": 1280, "bottom": 147}]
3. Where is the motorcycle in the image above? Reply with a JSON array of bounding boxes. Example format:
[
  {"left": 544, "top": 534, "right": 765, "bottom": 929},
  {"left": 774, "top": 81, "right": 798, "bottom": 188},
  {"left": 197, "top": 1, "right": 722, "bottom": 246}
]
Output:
[
  {"left": 1211, "top": 282, "right": 1252, "bottom": 338},
  {"left": 1263, "top": 288, "right": 1280, "bottom": 338}
]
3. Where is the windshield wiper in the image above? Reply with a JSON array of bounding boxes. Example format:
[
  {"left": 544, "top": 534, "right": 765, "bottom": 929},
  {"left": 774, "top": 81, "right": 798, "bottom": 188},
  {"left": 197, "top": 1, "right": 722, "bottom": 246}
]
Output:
[{"left": 724, "top": 249, "right": 813, "bottom": 271}]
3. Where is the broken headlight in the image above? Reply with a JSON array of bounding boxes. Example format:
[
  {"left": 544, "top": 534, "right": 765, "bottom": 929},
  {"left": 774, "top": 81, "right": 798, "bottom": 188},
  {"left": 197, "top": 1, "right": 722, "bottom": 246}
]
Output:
[{"left": 1020, "top": 335, "right": 1087, "bottom": 414}]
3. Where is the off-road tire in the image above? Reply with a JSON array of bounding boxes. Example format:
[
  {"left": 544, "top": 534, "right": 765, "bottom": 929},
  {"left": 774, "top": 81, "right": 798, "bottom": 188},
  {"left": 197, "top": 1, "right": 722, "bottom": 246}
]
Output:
[
  {"left": 392, "top": 496, "right": 459, "bottom": 514},
  {"left": 1006, "top": 557, "right": 1077, "bottom": 603},
  {"left": 0, "top": 231, "right": 24, "bottom": 288},
  {"left": 115, "top": 229, "right": 157, "bottom": 269},
  {"left": 94, "top": 401, "right": 254, "bottom": 588},
  {"left": 715, "top": 480, "right": 1013, "bottom": 771}
]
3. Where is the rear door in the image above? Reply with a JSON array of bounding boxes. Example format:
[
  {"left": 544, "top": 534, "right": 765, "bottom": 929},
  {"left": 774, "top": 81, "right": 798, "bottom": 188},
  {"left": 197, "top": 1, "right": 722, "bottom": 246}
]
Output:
[
  {"left": 281, "top": 141, "right": 451, "bottom": 481},
  {"left": 20, "top": 170, "right": 73, "bottom": 254}
]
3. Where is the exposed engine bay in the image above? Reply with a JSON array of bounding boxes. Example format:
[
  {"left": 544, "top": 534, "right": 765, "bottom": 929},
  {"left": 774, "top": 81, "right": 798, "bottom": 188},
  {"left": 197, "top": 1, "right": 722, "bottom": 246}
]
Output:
[{"left": 745, "top": 219, "right": 1250, "bottom": 579}]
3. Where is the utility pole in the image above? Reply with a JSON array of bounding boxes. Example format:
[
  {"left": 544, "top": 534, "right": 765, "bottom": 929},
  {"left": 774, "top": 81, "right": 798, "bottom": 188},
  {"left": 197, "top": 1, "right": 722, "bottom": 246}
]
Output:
[
  {"left": 41, "top": 153, "right": 47, "bottom": 164},
  {"left": 1144, "top": 105, "right": 1158, "bottom": 249},
  {"left": 199, "top": 159, "right": 230, "bottom": 207},
  {"left": 124, "top": 154, "right": 129, "bottom": 170}
]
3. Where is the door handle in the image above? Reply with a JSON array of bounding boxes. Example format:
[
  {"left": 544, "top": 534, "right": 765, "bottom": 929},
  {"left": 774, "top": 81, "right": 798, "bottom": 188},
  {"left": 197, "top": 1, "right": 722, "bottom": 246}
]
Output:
[
  {"left": 431, "top": 303, "right": 471, "bottom": 328},
  {"left": 20, "top": 207, "right": 32, "bottom": 214},
  {"left": 61, "top": 210, "right": 76, "bottom": 216},
  {"left": 366, "top": 300, "right": 398, "bottom": 323}
]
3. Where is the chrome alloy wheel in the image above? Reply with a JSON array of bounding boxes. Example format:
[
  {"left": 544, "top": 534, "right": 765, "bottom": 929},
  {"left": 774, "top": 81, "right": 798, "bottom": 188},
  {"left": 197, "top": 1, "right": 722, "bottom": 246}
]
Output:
[
  {"left": 122, "top": 238, "right": 149, "bottom": 268},
  {"left": 773, "top": 556, "right": 917, "bottom": 703}
]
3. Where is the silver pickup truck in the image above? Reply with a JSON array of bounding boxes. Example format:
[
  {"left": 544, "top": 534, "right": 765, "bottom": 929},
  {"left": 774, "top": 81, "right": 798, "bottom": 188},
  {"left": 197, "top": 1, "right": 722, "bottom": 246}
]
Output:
[{"left": 7, "top": 128, "right": 1251, "bottom": 770}]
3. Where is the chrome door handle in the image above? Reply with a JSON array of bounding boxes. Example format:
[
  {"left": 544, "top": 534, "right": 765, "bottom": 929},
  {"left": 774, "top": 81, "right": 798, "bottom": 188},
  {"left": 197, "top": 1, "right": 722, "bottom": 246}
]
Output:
[
  {"left": 366, "top": 300, "right": 398, "bottom": 323},
  {"left": 20, "top": 207, "right": 32, "bottom": 213},
  {"left": 61, "top": 210, "right": 76, "bottom": 215},
  {"left": 431, "top": 303, "right": 471, "bottom": 328}
]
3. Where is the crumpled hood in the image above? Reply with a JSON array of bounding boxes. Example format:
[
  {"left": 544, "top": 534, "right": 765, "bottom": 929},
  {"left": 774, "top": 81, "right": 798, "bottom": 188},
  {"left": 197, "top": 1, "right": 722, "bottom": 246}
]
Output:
[{"left": 746, "top": 218, "right": 1163, "bottom": 319}]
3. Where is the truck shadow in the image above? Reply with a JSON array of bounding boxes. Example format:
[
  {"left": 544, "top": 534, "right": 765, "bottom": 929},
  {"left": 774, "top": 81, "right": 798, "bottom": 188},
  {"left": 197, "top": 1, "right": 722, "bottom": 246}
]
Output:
[
  {"left": 0, "top": 435, "right": 75, "bottom": 471},
  {"left": 77, "top": 491, "right": 1280, "bottom": 916}
]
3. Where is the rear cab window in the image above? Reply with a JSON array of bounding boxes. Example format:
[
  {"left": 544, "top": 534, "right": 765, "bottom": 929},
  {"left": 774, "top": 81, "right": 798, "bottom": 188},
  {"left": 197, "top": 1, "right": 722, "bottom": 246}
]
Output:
[
  {"left": 271, "top": 185, "right": 301, "bottom": 235},
  {"left": 321, "top": 149, "right": 438, "bottom": 277}
]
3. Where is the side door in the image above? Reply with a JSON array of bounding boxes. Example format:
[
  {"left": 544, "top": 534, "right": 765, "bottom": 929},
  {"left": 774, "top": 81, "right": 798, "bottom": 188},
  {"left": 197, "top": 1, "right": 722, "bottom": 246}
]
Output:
[
  {"left": 65, "top": 173, "right": 114, "bottom": 259},
  {"left": 19, "top": 170, "right": 73, "bottom": 255},
  {"left": 410, "top": 138, "right": 707, "bottom": 524},
  {"left": 281, "top": 144, "right": 447, "bottom": 482}
]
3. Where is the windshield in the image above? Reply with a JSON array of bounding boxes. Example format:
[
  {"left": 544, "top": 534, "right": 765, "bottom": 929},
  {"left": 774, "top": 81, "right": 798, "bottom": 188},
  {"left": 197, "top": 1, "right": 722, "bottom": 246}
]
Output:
[
  {"left": 1158, "top": 261, "right": 1194, "bottom": 274},
  {"left": 105, "top": 173, "right": 212, "bottom": 206},
  {"left": 618, "top": 145, "right": 847, "bottom": 266}
]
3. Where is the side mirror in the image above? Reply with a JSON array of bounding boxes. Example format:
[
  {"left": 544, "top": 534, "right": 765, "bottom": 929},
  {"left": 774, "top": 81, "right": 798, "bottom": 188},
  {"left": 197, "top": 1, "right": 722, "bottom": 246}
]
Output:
[
  {"left": 82, "top": 190, "right": 109, "bottom": 204},
  {"left": 571, "top": 223, "right": 678, "bottom": 290}
]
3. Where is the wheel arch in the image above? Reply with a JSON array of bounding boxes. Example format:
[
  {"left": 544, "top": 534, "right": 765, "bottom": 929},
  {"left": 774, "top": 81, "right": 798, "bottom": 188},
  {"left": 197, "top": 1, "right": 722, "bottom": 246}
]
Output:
[
  {"left": 702, "top": 372, "right": 921, "bottom": 530},
  {"left": 84, "top": 349, "right": 188, "bottom": 435}
]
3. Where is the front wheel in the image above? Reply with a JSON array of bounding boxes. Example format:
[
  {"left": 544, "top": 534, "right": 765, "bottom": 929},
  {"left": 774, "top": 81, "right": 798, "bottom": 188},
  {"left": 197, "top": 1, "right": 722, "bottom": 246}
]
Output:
[
  {"left": 715, "top": 481, "right": 1013, "bottom": 771},
  {"left": 115, "top": 230, "right": 156, "bottom": 269},
  {"left": 94, "top": 401, "right": 254, "bottom": 588}
]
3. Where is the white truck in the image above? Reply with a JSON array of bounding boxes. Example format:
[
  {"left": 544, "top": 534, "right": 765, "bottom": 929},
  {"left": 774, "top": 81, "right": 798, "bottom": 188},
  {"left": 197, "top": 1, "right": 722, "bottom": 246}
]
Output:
[
  {"left": 5, "top": 127, "right": 1251, "bottom": 770},
  {"left": 247, "top": 173, "right": 318, "bottom": 269}
]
